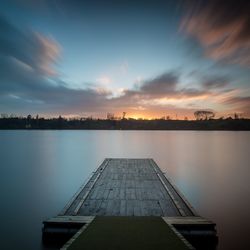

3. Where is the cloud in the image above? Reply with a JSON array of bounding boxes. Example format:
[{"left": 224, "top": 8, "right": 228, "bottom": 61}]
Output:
[
  {"left": 226, "top": 96, "right": 250, "bottom": 106},
  {"left": 120, "top": 71, "right": 209, "bottom": 100},
  {"left": 223, "top": 96, "right": 250, "bottom": 115},
  {"left": 181, "top": 0, "right": 250, "bottom": 67},
  {"left": 139, "top": 72, "right": 177, "bottom": 96},
  {"left": 0, "top": 15, "right": 63, "bottom": 107},
  {"left": 107, "top": 71, "right": 211, "bottom": 114},
  {"left": 202, "top": 77, "right": 229, "bottom": 90},
  {"left": 0, "top": 14, "right": 249, "bottom": 118},
  {"left": 34, "top": 33, "right": 61, "bottom": 76},
  {"left": 0, "top": 15, "right": 60, "bottom": 76},
  {"left": 0, "top": 15, "right": 108, "bottom": 114}
]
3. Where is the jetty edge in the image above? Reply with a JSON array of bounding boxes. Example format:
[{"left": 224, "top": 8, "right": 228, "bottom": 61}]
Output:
[{"left": 42, "top": 158, "right": 218, "bottom": 250}]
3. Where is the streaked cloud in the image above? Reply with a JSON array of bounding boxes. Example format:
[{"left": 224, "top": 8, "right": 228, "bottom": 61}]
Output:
[
  {"left": 181, "top": 0, "right": 250, "bottom": 67},
  {"left": 202, "top": 77, "right": 230, "bottom": 90},
  {"left": 223, "top": 96, "right": 250, "bottom": 114},
  {"left": 0, "top": 15, "right": 60, "bottom": 76},
  {"left": 34, "top": 33, "right": 61, "bottom": 76}
]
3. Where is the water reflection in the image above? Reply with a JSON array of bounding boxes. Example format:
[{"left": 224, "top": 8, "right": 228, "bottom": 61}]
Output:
[{"left": 0, "top": 131, "right": 249, "bottom": 250}]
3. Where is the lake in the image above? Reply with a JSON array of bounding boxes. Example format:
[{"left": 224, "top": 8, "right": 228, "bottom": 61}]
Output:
[{"left": 0, "top": 130, "right": 249, "bottom": 250}]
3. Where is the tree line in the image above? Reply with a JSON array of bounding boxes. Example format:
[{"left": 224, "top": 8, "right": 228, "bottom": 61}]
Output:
[{"left": 0, "top": 114, "right": 249, "bottom": 130}]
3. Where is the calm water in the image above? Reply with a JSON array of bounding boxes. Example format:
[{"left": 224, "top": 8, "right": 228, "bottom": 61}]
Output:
[{"left": 0, "top": 130, "right": 250, "bottom": 250}]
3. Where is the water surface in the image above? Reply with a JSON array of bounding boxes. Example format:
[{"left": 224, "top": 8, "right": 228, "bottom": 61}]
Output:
[{"left": 0, "top": 130, "right": 249, "bottom": 250}]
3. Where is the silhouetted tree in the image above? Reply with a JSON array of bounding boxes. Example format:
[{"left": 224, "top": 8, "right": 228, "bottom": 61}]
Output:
[
  {"left": 1, "top": 113, "right": 8, "bottom": 118},
  {"left": 234, "top": 113, "right": 243, "bottom": 119},
  {"left": 26, "top": 114, "right": 32, "bottom": 128},
  {"left": 194, "top": 110, "right": 215, "bottom": 120},
  {"left": 107, "top": 113, "right": 114, "bottom": 120},
  {"left": 0, "top": 113, "right": 250, "bottom": 130}
]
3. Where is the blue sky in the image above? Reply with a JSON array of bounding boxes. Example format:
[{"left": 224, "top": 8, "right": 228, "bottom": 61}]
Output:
[{"left": 0, "top": 0, "right": 249, "bottom": 119}]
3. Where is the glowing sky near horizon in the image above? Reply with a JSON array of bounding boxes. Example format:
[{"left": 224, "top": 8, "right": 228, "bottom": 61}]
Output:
[{"left": 0, "top": 0, "right": 249, "bottom": 119}]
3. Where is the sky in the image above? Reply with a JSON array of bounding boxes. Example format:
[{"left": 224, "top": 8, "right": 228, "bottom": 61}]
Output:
[{"left": 0, "top": 0, "right": 250, "bottom": 119}]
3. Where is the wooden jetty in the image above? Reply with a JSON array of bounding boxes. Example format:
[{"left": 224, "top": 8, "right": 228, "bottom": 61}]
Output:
[{"left": 42, "top": 158, "right": 218, "bottom": 249}]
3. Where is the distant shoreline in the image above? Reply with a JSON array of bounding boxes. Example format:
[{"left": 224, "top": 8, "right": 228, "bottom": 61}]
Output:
[{"left": 1, "top": 118, "right": 250, "bottom": 130}]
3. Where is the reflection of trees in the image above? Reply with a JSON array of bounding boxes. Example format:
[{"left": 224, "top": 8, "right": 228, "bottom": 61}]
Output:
[{"left": 194, "top": 110, "right": 215, "bottom": 120}]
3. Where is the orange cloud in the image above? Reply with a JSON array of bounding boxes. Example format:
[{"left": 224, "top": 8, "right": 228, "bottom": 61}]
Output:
[
  {"left": 35, "top": 33, "right": 61, "bottom": 76},
  {"left": 181, "top": 0, "right": 250, "bottom": 67}
]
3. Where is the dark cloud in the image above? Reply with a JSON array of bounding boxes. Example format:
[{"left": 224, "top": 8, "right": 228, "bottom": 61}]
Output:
[
  {"left": 140, "top": 72, "right": 177, "bottom": 95},
  {"left": 178, "top": 87, "right": 207, "bottom": 98},
  {"left": 133, "top": 71, "right": 208, "bottom": 99},
  {"left": 181, "top": 0, "right": 250, "bottom": 67},
  {"left": 109, "top": 71, "right": 210, "bottom": 111},
  {"left": 202, "top": 77, "right": 229, "bottom": 90}
]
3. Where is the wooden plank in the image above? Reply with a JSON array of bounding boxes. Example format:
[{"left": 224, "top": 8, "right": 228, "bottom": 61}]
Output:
[
  {"left": 163, "top": 216, "right": 216, "bottom": 225},
  {"left": 78, "top": 200, "right": 91, "bottom": 216},
  {"left": 119, "top": 188, "right": 126, "bottom": 199},
  {"left": 108, "top": 187, "right": 115, "bottom": 199},
  {"left": 151, "top": 163, "right": 186, "bottom": 216},
  {"left": 158, "top": 199, "right": 181, "bottom": 217},
  {"left": 61, "top": 159, "right": 200, "bottom": 217},
  {"left": 96, "top": 200, "right": 108, "bottom": 216},
  {"left": 133, "top": 200, "right": 141, "bottom": 216},
  {"left": 141, "top": 200, "right": 150, "bottom": 216},
  {"left": 59, "top": 173, "right": 95, "bottom": 216},
  {"left": 106, "top": 200, "right": 115, "bottom": 215},
  {"left": 91, "top": 200, "right": 102, "bottom": 215},
  {"left": 114, "top": 188, "right": 120, "bottom": 199},
  {"left": 150, "top": 159, "right": 197, "bottom": 216},
  {"left": 112, "top": 199, "right": 121, "bottom": 216},
  {"left": 67, "top": 159, "right": 110, "bottom": 215},
  {"left": 45, "top": 216, "right": 94, "bottom": 224},
  {"left": 120, "top": 200, "right": 126, "bottom": 215},
  {"left": 126, "top": 200, "right": 134, "bottom": 216},
  {"left": 102, "top": 186, "right": 110, "bottom": 200},
  {"left": 73, "top": 172, "right": 101, "bottom": 215}
]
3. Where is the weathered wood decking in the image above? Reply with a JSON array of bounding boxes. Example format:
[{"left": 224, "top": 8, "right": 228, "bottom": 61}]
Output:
[
  {"left": 60, "top": 158, "right": 195, "bottom": 217},
  {"left": 43, "top": 159, "right": 218, "bottom": 250}
]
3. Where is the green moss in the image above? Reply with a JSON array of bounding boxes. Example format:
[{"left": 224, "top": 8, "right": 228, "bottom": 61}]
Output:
[{"left": 68, "top": 216, "right": 191, "bottom": 250}]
